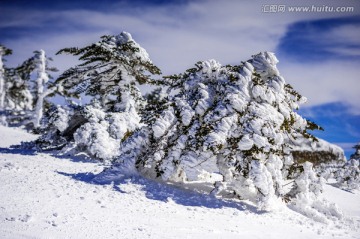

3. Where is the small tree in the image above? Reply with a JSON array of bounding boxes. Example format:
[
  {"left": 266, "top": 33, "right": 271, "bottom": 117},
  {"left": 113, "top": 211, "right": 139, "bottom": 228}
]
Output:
[
  {"left": 31, "top": 50, "right": 58, "bottom": 128},
  {"left": 4, "top": 69, "right": 33, "bottom": 111},
  {"left": 350, "top": 143, "right": 360, "bottom": 160},
  {"left": 287, "top": 162, "right": 342, "bottom": 223},
  {"left": 14, "top": 49, "right": 59, "bottom": 128},
  {"left": 2, "top": 63, "right": 33, "bottom": 126},
  {"left": 0, "top": 45, "right": 12, "bottom": 110},
  {"left": 333, "top": 143, "right": 360, "bottom": 189}
]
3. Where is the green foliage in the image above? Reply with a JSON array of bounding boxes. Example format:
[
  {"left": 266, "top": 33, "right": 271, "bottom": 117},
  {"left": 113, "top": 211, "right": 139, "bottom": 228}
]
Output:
[
  {"left": 251, "top": 71, "right": 264, "bottom": 86},
  {"left": 0, "top": 44, "right": 12, "bottom": 56},
  {"left": 55, "top": 33, "right": 161, "bottom": 111},
  {"left": 284, "top": 83, "right": 302, "bottom": 102}
]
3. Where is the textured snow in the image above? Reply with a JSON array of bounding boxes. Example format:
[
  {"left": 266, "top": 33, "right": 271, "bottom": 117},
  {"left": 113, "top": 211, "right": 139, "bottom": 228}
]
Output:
[
  {"left": 289, "top": 162, "right": 344, "bottom": 224},
  {"left": 0, "top": 126, "right": 359, "bottom": 239},
  {"left": 51, "top": 106, "right": 69, "bottom": 132},
  {"left": 152, "top": 108, "right": 176, "bottom": 138},
  {"left": 66, "top": 104, "right": 140, "bottom": 161},
  {"left": 107, "top": 32, "right": 151, "bottom": 64},
  {"left": 238, "top": 135, "right": 254, "bottom": 150},
  {"left": 73, "top": 121, "right": 120, "bottom": 161}
]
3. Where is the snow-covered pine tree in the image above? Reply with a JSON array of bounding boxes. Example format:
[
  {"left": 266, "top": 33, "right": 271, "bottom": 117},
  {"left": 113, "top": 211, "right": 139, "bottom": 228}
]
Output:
[
  {"left": 1, "top": 54, "right": 34, "bottom": 126},
  {"left": 310, "top": 142, "right": 359, "bottom": 191},
  {"left": 16, "top": 50, "right": 59, "bottom": 128},
  {"left": 4, "top": 69, "right": 33, "bottom": 112},
  {"left": 33, "top": 32, "right": 161, "bottom": 161},
  {"left": 350, "top": 142, "right": 360, "bottom": 160},
  {"left": 116, "top": 52, "right": 322, "bottom": 209},
  {"left": 287, "top": 161, "right": 343, "bottom": 223},
  {"left": 332, "top": 143, "right": 360, "bottom": 189},
  {"left": 55, "top": 31, "right": 161, "bottom": 113},
  {"left": 142, "top": 87, "right": 168, "bottom": 125},
  {"left": 0, "top": 45, "right": 12, "bottom": 111}
]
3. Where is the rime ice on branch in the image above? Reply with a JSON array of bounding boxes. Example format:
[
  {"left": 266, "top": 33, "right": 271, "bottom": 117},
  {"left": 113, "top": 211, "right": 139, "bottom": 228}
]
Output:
[
  {"left": 116, "top": 52, "right": 322, "bottom": 209},
  {"left": 33, "top": 32, "right": 161, "bottom": 161},
  {"left": 56, "top": 31, "right": 161, "bottom": 113}
]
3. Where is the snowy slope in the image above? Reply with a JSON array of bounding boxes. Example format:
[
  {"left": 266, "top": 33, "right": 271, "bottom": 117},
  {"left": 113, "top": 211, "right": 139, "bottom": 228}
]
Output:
[{"left": 0, "top": 125, "right": 359, "bottom": 239}]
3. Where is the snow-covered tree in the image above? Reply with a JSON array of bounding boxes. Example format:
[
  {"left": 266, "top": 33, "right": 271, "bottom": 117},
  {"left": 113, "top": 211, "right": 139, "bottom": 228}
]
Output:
[
  {"left": 0, "top": 45, "right": 12, "bottom": 111},
  {"left": 331, "top": 143, "right": 360, "bottom": 190},
  {"left": 115, "top": 52, "right": 322, "bottom": 209},
  {"left": 142, "top": 87, "right": 168, "bottom": 125},
  {"left": 32, "top": 32, "right": 161, "bottom": 161},
  {"left": 350, "top": 142, "right": 360, "bottom": 160},
  {"left": 334, "top": 158, "right": 360, "bottom": 190},
  {"left": 4, "top": 69, "right": 33, "bottom": 111},
  {"left": 12, "top": 50, "right": 59, "bottom": 128},
  {"left": 55, "top": 31, "right": 161, "bottom": 113},
  {"left": 31, "top": 50, "right": 58, "bottom": 128},
  {"left": 311, "top": 142, "right": 360, "bottom": 191},
  {"left": 0, "top": 46, "right": 33, "bottom": 125},
  {"left": 287, "top": 162, "right": 342, "bottom": 223}
]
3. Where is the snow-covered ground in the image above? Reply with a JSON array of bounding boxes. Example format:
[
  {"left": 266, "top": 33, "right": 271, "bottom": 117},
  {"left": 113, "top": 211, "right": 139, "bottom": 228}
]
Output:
[{"left": 0, "top": 125, "right": 359, "bottom": 239}]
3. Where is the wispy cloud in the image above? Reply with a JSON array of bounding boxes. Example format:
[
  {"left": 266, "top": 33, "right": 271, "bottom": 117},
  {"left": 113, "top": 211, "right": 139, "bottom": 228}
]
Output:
[
  {"left": 333, "top": 142, "right": 357, "bottom": 153},
  {"left": 0, "top": 0, "right": 359, "bottom": 115},
  {"left": 279, "top": 60, "right": 360, "bottom": 114}
]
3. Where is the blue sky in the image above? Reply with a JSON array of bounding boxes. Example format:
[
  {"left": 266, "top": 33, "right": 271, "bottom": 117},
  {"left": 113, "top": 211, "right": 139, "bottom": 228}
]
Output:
[{"left": 0, "top": 0, "right": 359, "bottom": 158}]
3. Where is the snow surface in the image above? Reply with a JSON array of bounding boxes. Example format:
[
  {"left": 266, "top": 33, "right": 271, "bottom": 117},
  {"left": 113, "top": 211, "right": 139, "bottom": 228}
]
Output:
[{"left": 0, "top": 125, "right": 359, "bottom": 239}]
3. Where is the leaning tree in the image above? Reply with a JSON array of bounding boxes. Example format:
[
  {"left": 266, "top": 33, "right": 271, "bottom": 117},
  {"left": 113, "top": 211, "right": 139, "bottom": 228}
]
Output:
[
  {"left": 55, "top": 31, "right": 161, "bottom": 113},
  {"left": 115, "top": 52, "right": 323, "bottom": 209},
  {"left": 33, "top": 32, "right": 162, "bottom": 161}
]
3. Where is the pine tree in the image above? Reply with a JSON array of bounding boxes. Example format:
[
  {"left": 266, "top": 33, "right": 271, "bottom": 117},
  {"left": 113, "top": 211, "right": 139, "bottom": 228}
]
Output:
[
  {"left": 31, "top": 50, "right": 58, "bottom": 128},
  {"left": 0, "top": 45, "right": 35, "bottom": 126},
  {"left": 116, "top": 52, "right": 322, "bottom": 209},
  {"left": 332, "top": 143, "right": 360, "bottom": 189},
  {"left": 14, "top": 50, "right": 58, "bottom": 128},
  {"left": 55, "top": 32, "right": 161, "bottom": 112},
  {"left": 4, "top": 69, "right": 33, "bottom": 111},
  {"left": 0, "top": 45, "right": 12, "bottom": 110},
  {"left": 350, "top": 142, "right": 360, "bottom": 160},
  {"left": 32, "top": 32, "right": 161, "bottom": 161}
]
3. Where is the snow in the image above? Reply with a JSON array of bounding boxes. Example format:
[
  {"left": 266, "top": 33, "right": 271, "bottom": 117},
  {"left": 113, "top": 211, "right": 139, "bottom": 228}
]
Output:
[
  {"left": 152, "top": 108, "right": 176, "bottom": 138},
  {"left": 51, "top": 106, "right": 69, "bottom": 132},
  {"left": 0, "top": 125, "right": 359, "bottom": 239},
  {"left": 32, "top": 50, "right": 49, "bottom": 128}
]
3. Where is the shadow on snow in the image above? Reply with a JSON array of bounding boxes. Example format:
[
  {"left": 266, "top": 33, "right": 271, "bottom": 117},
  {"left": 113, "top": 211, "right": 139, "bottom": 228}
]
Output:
[
  {"left": 1, "top": 142, "right": 261, "bottom": 213},
  {"left": 0, "top": 147, "right": 37, "bottom": 156},
  {"left": 56, "top": 169, "right": 260, "bottom": 213}
]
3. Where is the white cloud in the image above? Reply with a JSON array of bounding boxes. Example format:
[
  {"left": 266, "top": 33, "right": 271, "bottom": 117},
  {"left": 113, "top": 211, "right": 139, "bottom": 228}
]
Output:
[
  {"left": 1, "top": 0, "right": 359, "bottom": 114},
  {"left": 333, "top": 142, "right": 357, "bottom": 152},
  {"left": 278, "top": 60, "right": 360, "bottom": 115}
]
